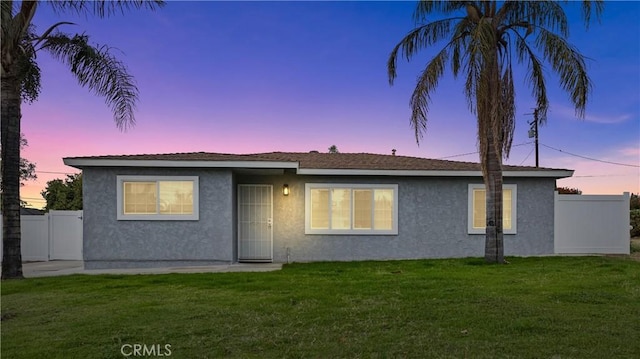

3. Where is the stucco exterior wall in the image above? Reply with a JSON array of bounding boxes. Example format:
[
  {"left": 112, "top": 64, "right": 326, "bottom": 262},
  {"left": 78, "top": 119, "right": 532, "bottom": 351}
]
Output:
[
  {"left": 237, "top": 174, "right": 556, "bottom": 262},
  {"left": 84, "top": 167, "right": 556, "bottom": 268},
  {"left": 82, "top": 167, "right": 234, "bottom": 269}
]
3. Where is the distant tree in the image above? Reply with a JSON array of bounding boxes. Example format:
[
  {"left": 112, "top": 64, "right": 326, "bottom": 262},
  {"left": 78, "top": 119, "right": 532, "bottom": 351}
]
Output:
[
  {"left": 630, "top": 193, "right": 639, "bottom": 210},
  {"left": 0, "top": 134, "right": 36, "bottom": 207},
  {"left": 556, "top": 187, "right": 582, "bottom": 195},
  {"left": 328, "top": 145, "right": 340, "bottom": 154},
  {"left": 41, "top": 174, "right": 82, "bottom": 211},
  {"left": 18, "top": 137, "right": 36, "bottom": 186},
  {"left": 0, "top": 134, "right": 36, "bottom": 185}
]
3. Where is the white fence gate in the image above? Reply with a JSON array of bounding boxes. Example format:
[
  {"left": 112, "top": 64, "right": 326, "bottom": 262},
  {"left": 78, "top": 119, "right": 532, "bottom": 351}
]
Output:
[
  {"left": 48, "top": 211, "right": 83, "bottom": 260},
  {"left": 554, "top": 192, "right": 630, "bottom": 254},
  {"left": 1, "top": 210, "right": 83, "bottom": 261}
]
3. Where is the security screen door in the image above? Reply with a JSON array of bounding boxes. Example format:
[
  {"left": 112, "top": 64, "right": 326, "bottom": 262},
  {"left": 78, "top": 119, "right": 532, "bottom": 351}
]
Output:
[{"left": 238, "top": 185, "right": 273, "bottom": 262}]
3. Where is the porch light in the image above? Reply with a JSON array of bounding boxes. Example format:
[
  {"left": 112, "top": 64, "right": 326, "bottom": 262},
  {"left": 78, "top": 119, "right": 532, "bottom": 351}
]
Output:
[{"left": 283, "top": 184, "right": 290, "bottom": 196}]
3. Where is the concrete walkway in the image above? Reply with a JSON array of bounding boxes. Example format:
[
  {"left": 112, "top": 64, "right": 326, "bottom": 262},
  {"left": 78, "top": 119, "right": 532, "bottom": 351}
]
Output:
[{"left": 23, "top": 261, "right": 282, "bottom": 278}]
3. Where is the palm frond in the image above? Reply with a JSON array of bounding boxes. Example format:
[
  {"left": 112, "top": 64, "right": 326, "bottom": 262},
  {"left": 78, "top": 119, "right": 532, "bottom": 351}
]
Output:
[
  {"left": 17, "top": 31, "right": 41, "bottom": 103},
  {"left": 2, "top": 0, "right": 38, "bottom": 72},
  {"left": 2, "top": 2, "right": 41, "bottom": 100},
  {"left": 450, "top": 18, "right": 474, "bottom": 77},
  {"left": 462, "top": 17, "right": 495, "bottom": 115},
  {"left": 535, "top": 28, "right": 590, "bottom": 118},
  {"left": 387, "top": 17, "right": 459, "bottom": 84},
  {"left": 47, "top": 0, "right": 165, "bottom": 18},
  {"left": 34, "top": 21, "right": 76, "bottom": 47},
  {"left": 578, "top": 0, "right": 605, "bottom": 28},
  {"left": 514, "top": 34, "right": 548, "bottom": 124},
  {"left": 409, "top": 47, "right": 450, "bottom": 143},
  {"left": 16, "top": 1, "right": 38, "bottom": 34},
  {"left": 466, "top": 13, "right": 497, "bottom": 65},
  {"left": 1, "top": 1, "right": 16, "bottom": 73},
  {"left": 414, "top": 1, "right": 470, "bottom": 23},
  {"left": 40, "top": 33, "right": 139, "bottom": 130},
  {"left": 463, "top": 38, "right": 481, "bottom": 114},
  {"left": 502, "top": 1, "right": 568, "bottom": 38},
  {"left": 1, "top": 1, "right": 14, "bottom": 36},
  {"left": 499, "top": 61, "right": 515, "bottom": 158}
]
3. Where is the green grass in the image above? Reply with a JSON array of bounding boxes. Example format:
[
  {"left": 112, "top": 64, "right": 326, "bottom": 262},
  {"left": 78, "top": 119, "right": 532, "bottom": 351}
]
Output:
[{"left": 2, "top": 257, "right": 639, "bottom": 358}]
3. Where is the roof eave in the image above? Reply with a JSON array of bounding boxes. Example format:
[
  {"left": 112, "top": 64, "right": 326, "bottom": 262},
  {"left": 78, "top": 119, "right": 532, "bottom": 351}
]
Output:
[
  {"left": 296, "top": 168, "right": 574, "bottom": 178},
  {"left": 63, "top": 158, "right": 299, "bottom": 170}
]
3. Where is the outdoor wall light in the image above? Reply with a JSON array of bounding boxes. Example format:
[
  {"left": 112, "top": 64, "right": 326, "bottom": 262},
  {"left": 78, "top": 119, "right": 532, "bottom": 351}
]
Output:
[{"left": 283, "top": 184, "right": 290, "bottom": 196}]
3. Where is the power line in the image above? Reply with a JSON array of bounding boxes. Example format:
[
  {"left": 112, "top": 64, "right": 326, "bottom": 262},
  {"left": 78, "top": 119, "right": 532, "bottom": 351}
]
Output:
[
  {"left": 35, "top": 170, "right": 77, "bottom": 175},
  {"left": 437, "top": 141, "right": 533, "bottom": 160},
  {"left": 436, "top": 141, "right": 639, "bottom": 170},
  {"left": 438, "top": 150, "right": 480, "bottom": 160},
  {"left": 572, "top": 174, "right": 638, "bottom": 178},
  {"left": 519, "top": 146, "right": 535, "bottom": 165},
  {"left": 540, "top": 143, "right": 640, "bottom": 168}
]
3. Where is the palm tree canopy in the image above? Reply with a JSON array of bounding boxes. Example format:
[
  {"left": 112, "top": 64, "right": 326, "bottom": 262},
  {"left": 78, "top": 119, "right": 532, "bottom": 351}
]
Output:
[
  {"left": 388, "top": 0, "right": 603, "bottom": 157},
  {"left": 1, "top": 0, "right": 165, "bottom": 129}
]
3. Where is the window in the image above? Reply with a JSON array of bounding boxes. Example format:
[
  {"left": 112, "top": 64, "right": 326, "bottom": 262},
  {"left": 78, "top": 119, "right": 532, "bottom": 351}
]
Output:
[
  {"left": 117, "top": 176, "right": 199, "bottom": 220},
  {"left": 305, "top": 184, "right": 398, "bottom": 235},
  {"left": 468, "top": 184, "right": 517, "bottom": 234}
]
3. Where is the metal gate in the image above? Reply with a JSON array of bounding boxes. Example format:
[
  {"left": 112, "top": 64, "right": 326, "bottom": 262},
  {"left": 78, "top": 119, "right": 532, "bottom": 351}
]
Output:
[{"left": 238, "top": 185, "right": 273, "bottom": 262}]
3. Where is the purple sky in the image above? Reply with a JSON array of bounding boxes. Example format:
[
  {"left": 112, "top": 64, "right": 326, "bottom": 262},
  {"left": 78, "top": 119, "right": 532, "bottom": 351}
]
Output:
[{"left": 19, "top": 1, "right": 640, "bottom": 207}]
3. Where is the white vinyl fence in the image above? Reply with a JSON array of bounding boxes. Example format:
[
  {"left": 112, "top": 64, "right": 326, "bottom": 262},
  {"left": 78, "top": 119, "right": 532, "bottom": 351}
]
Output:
[
  {"left": 554, "top": 192, "right": 630, "bottom": 254},
  {"left": 1, "top": 210, "right": 83, "bottom": 261}
]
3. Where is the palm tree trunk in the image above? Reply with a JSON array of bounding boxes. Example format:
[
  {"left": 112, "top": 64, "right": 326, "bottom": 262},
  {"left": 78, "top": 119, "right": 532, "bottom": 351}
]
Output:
[
  {"left": 1, "top": 71, "right": 25, "bottom": 279},
  {"left": 483, "top": 43, "right": 505, "bottom": 264},
  {"left": 484, "top": 133, "right": 504, "bottom": 263}
]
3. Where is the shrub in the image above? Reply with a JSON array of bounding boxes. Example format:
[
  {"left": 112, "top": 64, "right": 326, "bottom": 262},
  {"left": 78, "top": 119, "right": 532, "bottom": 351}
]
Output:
[
  {"left": 631, "top": 193, "right": 639, "bottom": 210},
  {"left": 556, "top": 186, "right": 582, "bottom": 194},
  {"left": 631, "top": 209, "right": 640, "bottom": 238}
]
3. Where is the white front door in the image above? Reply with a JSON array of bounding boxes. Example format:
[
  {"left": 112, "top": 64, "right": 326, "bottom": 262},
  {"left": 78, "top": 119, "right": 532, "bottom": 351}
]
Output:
[{"left": 238, "top": 185, "right": 273, "bottom": 262}]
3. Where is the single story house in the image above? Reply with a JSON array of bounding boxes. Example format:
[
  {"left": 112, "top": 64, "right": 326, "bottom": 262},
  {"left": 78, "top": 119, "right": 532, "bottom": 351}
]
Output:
[{"left": 63, "top": 151, "right": 573, "bottom": 269}]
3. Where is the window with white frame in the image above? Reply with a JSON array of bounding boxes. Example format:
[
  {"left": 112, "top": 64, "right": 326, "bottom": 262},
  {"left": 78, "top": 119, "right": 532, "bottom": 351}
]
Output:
[
  {"left": 305, "top": 184, "right": 398, "bottom": 235},
  {"left": 117, "top": 176, "right": 199, "bottom": 220},
  {"left": 468, "top": 184, "right": 517, "bottom": 234}
]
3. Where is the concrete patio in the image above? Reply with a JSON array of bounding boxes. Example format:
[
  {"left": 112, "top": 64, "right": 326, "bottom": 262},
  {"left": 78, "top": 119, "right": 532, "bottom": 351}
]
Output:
[{"left": 22, "top": 261, "right": 283, "bottom": 278}]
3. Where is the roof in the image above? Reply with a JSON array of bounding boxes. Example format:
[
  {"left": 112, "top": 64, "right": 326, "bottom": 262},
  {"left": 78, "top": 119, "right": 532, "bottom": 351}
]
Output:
[{"left": 63, "top": 151, "right": 573, "bottom": 178}]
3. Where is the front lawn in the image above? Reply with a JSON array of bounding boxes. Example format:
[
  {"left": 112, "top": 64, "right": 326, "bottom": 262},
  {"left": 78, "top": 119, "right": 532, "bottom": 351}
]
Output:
[{"left": 2, "top": 257, "right": 639, "bottom": 358}]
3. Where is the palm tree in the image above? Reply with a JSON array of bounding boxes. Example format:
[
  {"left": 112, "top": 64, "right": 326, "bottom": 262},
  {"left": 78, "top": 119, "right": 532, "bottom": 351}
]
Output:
[
  {"left": 388, "top": 1, "right": 602, "bottom": 263},
  {"left": 1, "top": 1, "right": 164, "bottom": 279}
]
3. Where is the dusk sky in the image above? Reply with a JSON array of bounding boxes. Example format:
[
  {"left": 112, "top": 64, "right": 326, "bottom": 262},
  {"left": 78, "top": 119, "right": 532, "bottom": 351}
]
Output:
[{"left": 18, "top": 1, "right": 640, "bottom": 208}]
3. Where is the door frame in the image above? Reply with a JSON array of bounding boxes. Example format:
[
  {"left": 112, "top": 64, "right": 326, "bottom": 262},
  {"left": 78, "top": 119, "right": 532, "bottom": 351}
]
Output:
[{"left": 237, "top": 184, "right": 273, "bottom": 262}]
